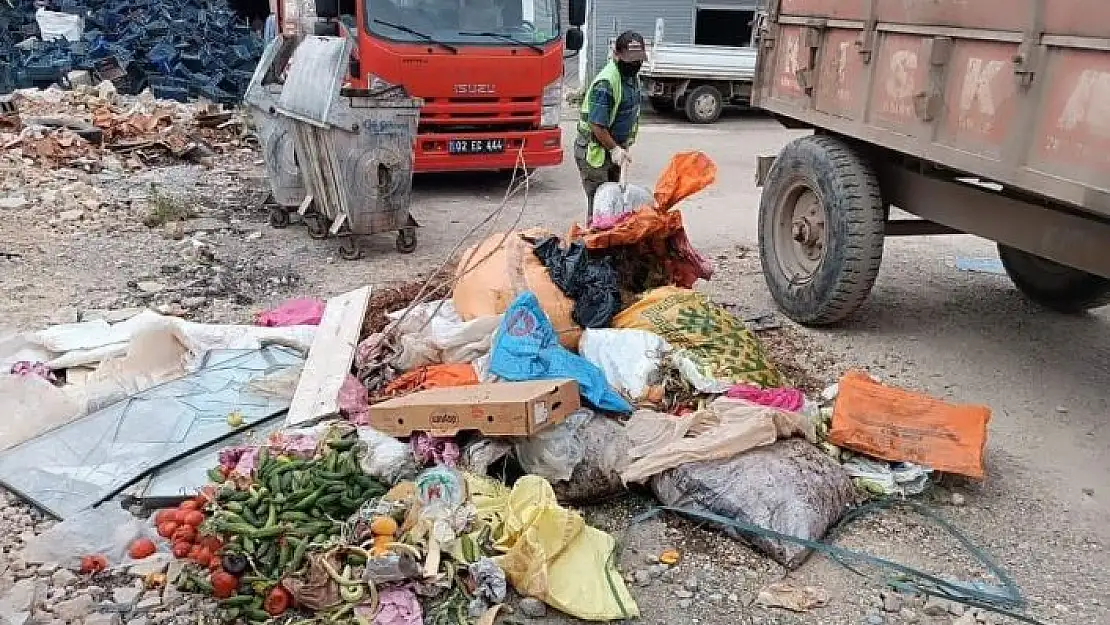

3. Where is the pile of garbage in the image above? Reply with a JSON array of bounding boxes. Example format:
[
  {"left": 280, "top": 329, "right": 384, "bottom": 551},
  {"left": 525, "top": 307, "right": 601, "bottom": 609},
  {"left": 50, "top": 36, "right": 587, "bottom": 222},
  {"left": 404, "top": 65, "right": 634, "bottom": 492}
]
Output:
[
  {"left": 1, "top": 0, "right": 263, "bottom": 102},
  {"left": 0, "top": 151, "right": 1012, "bottom": 624},
  {"left": 0, "top": 83, "right": 246, "bottom": 175}
]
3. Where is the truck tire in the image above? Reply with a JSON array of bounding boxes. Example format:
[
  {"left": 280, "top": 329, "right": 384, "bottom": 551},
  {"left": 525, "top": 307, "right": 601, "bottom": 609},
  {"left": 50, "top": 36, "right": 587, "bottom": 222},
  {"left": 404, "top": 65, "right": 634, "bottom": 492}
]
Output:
[
  {"left": 997, "top": 244, "right": 1110, "bottom": 312},
  {"left": 758, "top": 135, "right": 885, "bottom": 325},
  {"left": 684, "top": 85, "right": 723, "bottom": 124}
]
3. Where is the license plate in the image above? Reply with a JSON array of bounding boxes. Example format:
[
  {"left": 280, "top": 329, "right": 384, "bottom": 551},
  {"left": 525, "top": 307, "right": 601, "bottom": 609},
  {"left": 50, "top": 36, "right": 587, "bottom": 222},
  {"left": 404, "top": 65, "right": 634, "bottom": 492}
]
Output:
[{"left": 448, "top": 138, "right": 505, "bottom": 154}]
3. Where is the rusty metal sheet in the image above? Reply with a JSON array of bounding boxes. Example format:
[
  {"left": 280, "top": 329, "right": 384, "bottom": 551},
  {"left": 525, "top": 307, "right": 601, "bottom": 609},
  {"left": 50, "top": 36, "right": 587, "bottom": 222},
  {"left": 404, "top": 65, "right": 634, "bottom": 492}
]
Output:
[
  {"left": 867, "top": 33, "right": 929, "bottom": 134},
  {"left": 814, "top": 29, "right": 868, "bottom": 119},
  {"left": 768, "top": 25, "right": 813, "bottom": 105},
  {"left": 780, "top": 0, "right": 868, "bottom": 20},
  {"left": 1028, "top": 48, "right": 1110, "bottom": 190},
  {"left": 935, "top": 40, "right": 1020, "bottom": 161},
  {"left": 875, "top": 0, "right": 1032, "bottom": 32},
  {"left": 1044, "top": 1, "right": 1110, "bottom": 39}
]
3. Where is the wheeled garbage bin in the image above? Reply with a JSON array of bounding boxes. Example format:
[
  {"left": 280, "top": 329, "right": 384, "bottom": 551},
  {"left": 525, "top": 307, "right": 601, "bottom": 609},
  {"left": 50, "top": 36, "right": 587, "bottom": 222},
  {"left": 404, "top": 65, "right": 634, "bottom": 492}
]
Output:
[{"left": 275, "top": 35, "right": 421, "bottom": 259}]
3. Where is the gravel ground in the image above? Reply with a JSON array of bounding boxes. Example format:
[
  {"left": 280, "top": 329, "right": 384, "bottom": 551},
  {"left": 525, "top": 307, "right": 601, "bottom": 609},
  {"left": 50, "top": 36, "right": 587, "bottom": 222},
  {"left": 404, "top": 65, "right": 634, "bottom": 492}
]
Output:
[{"left": 1, "top": 111, "right": 1107, "bottom": 625}]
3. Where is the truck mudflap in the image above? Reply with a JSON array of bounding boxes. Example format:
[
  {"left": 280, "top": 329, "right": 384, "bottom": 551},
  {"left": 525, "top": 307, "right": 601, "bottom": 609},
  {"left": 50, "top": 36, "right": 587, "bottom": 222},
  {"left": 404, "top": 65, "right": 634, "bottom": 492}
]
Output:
[{"left": 413, "top": 128, "right": 563, "bottom": 173}]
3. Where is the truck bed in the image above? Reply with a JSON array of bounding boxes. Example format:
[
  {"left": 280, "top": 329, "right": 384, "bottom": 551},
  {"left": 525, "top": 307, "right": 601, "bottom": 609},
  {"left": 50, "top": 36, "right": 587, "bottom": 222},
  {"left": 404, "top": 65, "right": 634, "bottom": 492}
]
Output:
[
  {"left": 643, "top": 44, "right": 757, "bottom": 82},
  {"left": 752, "top": 0, "right": 1110, "bottom": 219}
]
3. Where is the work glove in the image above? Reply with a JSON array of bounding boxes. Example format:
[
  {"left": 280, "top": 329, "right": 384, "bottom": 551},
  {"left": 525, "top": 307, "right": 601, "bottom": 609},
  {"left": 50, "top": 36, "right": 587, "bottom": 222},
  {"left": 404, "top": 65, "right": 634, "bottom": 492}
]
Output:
[{"left": 609, "top": 146, "right": 632, "bottom": 168}]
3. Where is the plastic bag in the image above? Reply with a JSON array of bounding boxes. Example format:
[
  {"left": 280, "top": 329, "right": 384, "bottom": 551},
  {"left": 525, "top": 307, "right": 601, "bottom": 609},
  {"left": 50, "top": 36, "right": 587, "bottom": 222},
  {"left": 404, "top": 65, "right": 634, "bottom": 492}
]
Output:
[
  {"left": 387, "top": 300, "right": 499, "bottom": 370},
  {"left": 382, "top": 364, "right": 478, "bottom": 395},
  {"left": 651, "top": 438, "right": 856, "bottom": 569},
  {"left": 578, "top": 329, "right": 667, "bottom": 400},
  {"left": 256, "top": 298, "right": 325, "bottom": 327},
  {"left": 22, "top": 506, "right": 155, "bottom": 569},
  {"left": 514, "top": 409, "right": 593, "bottom": 482},
  {"left": 613, "top": 287, "right": 782, "bottom": 389},
  {"left": 830, "top": 371, "right": 991, "bottom": 479},
  {"left": 453, "top": 231, "right": 581, "bottom": 350},
  {"left": 357, "top": 426, "right": 418, "bottom": 485},
  {"left": 490, "top": 476, "right": 639, "bottom": 621},
  {"left": 591, "top": 182, "right": 653, "bottom": 227},
  {"left": 488, "top": 292, "right": 631, "bottom": 414},
  {"left": 0, "top": 374, "right": 83, "bottom": 451},
  {"left": 551, "top": 414, "right": 630, "bottom": 504},
  {"left": 532, "top": 236, "right": 621, "bottom": 329}
]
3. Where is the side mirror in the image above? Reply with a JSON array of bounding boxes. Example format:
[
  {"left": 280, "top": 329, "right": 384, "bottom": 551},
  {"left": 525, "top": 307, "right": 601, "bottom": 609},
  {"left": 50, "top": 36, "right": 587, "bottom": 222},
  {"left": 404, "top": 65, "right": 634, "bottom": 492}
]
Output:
[
  {"left": 565, "top": 27, "right": 584, "bottom": 51},
  {"left": 567, "top": 0, "right": 585, "bottom": 27}
]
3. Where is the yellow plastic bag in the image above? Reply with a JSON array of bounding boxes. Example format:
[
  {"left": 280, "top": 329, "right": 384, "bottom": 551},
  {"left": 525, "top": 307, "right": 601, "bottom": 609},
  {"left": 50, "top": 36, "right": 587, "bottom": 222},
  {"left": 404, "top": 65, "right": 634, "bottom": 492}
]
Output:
[
  {"left": 613, "top": 286, "right": 782, "bottom": 388},
  {"left": 474, "top": 475, "right": 639, "bottom": 621}
]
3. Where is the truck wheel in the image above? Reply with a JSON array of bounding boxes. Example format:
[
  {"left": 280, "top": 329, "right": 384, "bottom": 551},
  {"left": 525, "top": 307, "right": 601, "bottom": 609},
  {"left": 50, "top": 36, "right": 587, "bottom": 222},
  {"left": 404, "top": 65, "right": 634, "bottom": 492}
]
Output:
[
  {"left": 649, "top": 97, "right": 674, "bottom": 114},
  {"left": 758, "top": 135, "right": 885, "bottom": 325},
  {"left": 684, "top": 86, "right": 723, "bottom": 124},
  {"left": 997, "top": 244, "right": 1110, "bottom": 312}
]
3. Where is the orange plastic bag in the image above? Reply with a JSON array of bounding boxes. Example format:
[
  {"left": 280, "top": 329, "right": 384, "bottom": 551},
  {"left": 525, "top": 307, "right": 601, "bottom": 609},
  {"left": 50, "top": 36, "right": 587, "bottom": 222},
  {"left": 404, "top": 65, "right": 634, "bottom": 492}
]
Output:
[
  {"left": 452, "top": 230, "right": 581, "bottom": 350},
  {"left": 829, "top": 371, "right": 991, "bottom": 479},
  {"left": 383, "top": 363, "right": 479, "bottom": 396},
  {"left": 569, "top": 151, "right": 717, "bottom": 250}
]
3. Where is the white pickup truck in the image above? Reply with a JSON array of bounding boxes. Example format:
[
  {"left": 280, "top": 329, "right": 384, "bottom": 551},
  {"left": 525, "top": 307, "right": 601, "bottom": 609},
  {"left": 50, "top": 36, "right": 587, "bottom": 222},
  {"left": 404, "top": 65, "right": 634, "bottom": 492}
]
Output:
[{"left": 640, "top": 17, "right": 760, "bottom": 123}]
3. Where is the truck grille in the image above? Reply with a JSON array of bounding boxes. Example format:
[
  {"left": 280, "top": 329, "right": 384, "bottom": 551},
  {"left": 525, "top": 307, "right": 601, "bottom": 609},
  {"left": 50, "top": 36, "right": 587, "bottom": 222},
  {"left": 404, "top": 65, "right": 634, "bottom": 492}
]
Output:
[{"left": 418, "top": 97, "right": 539, "bottom": 133}]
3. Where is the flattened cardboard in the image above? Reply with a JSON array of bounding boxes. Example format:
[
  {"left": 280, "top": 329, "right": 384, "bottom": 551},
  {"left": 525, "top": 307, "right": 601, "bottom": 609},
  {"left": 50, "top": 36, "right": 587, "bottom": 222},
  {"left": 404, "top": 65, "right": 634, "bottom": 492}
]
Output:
[{"left": 369, "top": 379, "right": 580, "bottom": 437}]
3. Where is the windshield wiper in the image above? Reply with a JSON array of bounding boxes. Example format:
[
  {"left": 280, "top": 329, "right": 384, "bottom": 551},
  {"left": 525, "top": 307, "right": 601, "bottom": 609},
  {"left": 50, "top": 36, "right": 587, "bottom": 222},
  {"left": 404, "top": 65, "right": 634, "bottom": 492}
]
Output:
[
  {"left": 373, "top": 19, "right": 458, "bottom": 53},
  {"left": 458, "top": 31, "right": 543, "bottom": 53}
]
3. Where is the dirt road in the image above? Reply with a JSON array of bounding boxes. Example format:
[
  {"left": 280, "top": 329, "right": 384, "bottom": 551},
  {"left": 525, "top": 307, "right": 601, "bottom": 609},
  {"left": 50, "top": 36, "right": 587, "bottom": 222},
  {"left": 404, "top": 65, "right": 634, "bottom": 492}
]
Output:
[{"left": 1, "top": 110, "right": 1107, "bottom": 625}]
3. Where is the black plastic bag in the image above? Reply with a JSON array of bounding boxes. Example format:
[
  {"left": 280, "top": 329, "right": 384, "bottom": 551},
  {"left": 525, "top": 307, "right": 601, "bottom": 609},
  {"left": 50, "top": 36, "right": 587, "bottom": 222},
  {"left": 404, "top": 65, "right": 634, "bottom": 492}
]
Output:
[{"left": 532, "top": 235, "right": 622, "bottom": 328}]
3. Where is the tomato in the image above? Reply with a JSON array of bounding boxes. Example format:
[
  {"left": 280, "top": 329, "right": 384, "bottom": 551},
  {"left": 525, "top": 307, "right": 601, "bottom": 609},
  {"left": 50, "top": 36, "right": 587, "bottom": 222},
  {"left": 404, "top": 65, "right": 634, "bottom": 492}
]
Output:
[
  {"left": 172, "top": 541, "right": 191, "bottom": 559},
  {"left": 128, "top": 538, "right": 157, "bottom": 560},
  {"left": 153, "top": 509, "right": 176, "bottom": 525},
  {"left": 182, "top": 511, "right": 205, "bottom": 527},
  {"left": 156, "top": 521, "right": 179, "bottom": 539},
  {"left": 199, "top": 535, "right": 223, "bottom": 553},
  {"left": 171, "top": 510, "right": 187, "bottom": 524},
  {"left": 79, "top": 555, "right": 108, "bottom": 575},
  {"left": 264, "top": 587, "right": 292, "bottom": 616},
  {"left": 172, "top": 525, "right": 197, "bottom": 543},
  {"left": 192, "top": 547, "right": 213, "bottom": 569},
  {"left": 179, "top": 500, "right": 200, "bottom": 512},
  {"left": 209, "top": 570, "right": 238, "bottom": 599}
]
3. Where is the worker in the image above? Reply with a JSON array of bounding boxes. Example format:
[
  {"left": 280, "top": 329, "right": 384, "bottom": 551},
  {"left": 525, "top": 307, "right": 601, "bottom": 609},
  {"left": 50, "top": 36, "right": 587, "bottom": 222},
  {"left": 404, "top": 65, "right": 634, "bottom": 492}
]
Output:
[{"left": 575, "top": 30, "right": 647, "bottom": 219}]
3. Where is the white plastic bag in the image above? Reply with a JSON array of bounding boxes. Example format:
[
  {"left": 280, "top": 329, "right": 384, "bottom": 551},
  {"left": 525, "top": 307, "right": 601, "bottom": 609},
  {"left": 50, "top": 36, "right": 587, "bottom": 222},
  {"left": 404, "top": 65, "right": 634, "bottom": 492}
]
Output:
[
  {"left": 513, "top": 409, "right": 593, "bottom": 482},
  {"left": 388, "top": 300, "right": 500, "bottom": 370},
  {"left": 22, "top": 506, "right": 155, "bottom": 570},
  {"left": 592, "top": 183, "right": 653, "bottom": 222},
  {"left": 357, "top": 426, "right": 417, "bottom": 485},
  {"left": 35, "top": 8, "right": 84, "bottom": 42},
  {"left": 579, "top": 328, "right": 666, "bottom": 400},
  {"left": 0, "top": 374, "right": 83, "bottom": 451}
]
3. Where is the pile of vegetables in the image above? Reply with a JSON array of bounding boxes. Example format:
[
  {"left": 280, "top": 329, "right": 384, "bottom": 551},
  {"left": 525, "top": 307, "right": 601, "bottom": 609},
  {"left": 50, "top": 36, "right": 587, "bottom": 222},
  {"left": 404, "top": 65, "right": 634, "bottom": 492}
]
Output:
[{"left": 157, "top": 435, "right": 389, "bottom": 625}]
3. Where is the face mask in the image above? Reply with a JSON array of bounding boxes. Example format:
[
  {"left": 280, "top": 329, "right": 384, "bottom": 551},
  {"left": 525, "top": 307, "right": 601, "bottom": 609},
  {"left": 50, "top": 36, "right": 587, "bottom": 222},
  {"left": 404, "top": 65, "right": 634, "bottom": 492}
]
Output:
[{"left": 617, "top": 60, "right": 642, "bottom": 77}]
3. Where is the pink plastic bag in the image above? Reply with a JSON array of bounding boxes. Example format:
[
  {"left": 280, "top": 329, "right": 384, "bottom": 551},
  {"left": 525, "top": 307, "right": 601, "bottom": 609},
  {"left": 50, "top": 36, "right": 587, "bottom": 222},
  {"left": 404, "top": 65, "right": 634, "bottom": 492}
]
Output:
[
  {"left": 725, "top": 384, "right": 805, "bottom": 412},
  {"left": 256, "top": 298, "right": 326, "bottom": 327}
]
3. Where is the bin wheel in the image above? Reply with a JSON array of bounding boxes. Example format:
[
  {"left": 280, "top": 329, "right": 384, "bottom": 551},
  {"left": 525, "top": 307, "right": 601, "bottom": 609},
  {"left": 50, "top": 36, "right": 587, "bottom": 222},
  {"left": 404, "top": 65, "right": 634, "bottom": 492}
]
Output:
[
  {"left": 304, "top": 213, "right": 330, "bottom": 239},
  {"left": 684, "top": 85, "right": 723, "bottom": 124},
  {"left": 339, "top": 238, "right": 364, "bottom": 260},
  {"left": 997, "top": 244, "right": 1110, "bottom": 312},
  {"left": 758, "top": 135, "right": 885, "bottom": 326},
  {"left": 268, "top": 207, "right": 290, "bottom": 229},
  {"left": 396, "top": 228, "right": 417, "bottom": 254}
]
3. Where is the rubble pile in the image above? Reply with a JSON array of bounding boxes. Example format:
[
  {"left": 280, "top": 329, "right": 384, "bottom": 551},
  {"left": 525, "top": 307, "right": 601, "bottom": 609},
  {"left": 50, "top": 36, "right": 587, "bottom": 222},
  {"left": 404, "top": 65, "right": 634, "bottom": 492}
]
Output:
[{"left": 1, "top": 0, "right": 264, "bottom": 102}]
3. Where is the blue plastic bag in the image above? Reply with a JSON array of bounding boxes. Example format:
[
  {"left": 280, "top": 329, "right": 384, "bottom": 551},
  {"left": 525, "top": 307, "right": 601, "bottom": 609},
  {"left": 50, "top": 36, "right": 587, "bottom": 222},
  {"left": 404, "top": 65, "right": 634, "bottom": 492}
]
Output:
[{"left": 490, "top": 292, "right": 632, "bottom": 414}]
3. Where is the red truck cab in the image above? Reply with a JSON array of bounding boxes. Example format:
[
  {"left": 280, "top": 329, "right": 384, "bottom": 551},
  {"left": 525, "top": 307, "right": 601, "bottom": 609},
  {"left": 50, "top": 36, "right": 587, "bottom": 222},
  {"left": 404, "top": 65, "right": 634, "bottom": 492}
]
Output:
[{"left": 279, "top": 0, "right": 585, "bottom": 173}]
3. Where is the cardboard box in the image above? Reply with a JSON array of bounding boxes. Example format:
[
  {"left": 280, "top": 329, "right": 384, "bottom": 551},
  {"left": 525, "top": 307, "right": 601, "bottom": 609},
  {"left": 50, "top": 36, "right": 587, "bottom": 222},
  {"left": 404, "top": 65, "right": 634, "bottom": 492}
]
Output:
[{"left": 369, "top": 379, "right": 581, "bottom": 437}]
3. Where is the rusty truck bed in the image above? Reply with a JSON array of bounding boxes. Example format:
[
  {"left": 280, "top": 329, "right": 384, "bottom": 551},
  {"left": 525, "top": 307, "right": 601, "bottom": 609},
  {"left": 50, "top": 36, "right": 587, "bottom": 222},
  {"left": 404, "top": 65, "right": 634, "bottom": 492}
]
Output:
[{"left": 752, "top": 0, "right": 1110, "bottom": 219}]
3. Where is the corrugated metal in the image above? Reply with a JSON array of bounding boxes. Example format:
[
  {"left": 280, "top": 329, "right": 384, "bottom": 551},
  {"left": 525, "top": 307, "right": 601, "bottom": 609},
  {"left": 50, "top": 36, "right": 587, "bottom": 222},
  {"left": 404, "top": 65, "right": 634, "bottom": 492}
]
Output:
[
  {"left": 641, "top": 43, "right": 757, "bottom": 81},
  {"left": 587, "top": 0, "right": 694, "bottom": 78}
]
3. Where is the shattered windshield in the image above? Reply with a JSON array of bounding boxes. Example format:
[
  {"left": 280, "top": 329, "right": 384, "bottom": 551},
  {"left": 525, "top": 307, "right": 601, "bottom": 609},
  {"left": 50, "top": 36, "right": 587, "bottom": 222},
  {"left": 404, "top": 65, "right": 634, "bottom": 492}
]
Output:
[{"left": 364, "top": 0, "right": 559, "bottom": 45}]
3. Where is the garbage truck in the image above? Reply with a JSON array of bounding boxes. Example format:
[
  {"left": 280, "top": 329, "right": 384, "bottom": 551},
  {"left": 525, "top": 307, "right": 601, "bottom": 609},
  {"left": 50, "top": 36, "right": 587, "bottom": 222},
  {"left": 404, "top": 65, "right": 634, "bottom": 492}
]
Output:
[
  {"left": 275, "top": 0, "right": 585, "bottom": 173},
  {"left": 752, "top": 0, "right": 1110, "bottom": 325}
]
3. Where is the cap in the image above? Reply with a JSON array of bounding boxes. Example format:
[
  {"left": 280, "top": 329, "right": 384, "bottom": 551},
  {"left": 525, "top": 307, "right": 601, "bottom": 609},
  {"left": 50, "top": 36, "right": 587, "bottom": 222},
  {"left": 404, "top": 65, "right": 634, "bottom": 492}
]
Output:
[{"left": 615, "top": 31, "right": 647, "bottom": 61}]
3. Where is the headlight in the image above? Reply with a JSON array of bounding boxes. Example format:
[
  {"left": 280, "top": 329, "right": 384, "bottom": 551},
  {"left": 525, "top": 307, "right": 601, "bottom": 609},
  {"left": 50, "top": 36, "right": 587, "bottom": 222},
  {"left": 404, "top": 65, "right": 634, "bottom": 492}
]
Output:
[{"left": 541, "top": 80, "right": 562, "bottom": 128}]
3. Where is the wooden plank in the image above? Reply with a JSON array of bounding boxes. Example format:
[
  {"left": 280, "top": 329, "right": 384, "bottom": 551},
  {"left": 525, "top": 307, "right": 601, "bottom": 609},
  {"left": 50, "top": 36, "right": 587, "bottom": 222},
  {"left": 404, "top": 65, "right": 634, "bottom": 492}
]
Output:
[{"left": 285, "top": 286, "right": 371, "bottom": 426}]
